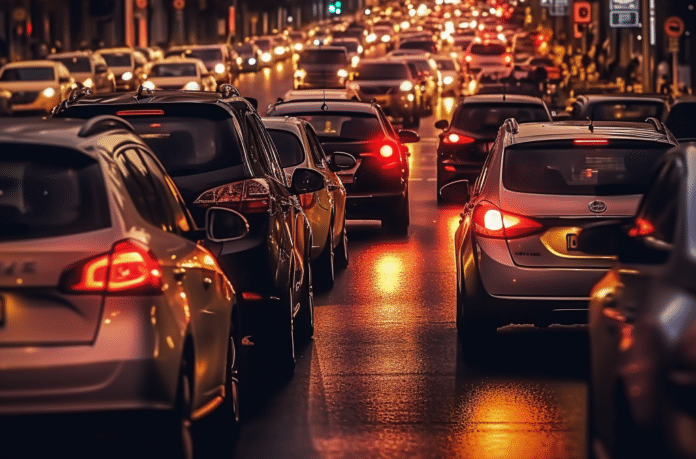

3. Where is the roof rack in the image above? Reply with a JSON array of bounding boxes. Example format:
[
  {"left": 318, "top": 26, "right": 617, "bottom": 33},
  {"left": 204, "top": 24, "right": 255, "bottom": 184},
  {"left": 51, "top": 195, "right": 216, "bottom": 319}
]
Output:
[
  {"left": 77, "top": 115, "right": 135, "bottom": 137},
  {"left": 218, "top": 83, "right": 241, "bottom": 99},
  {"left": 645, "top": 117, "right": 665, "bottom": 133},
  {"left": 68, "top": 86, "right": 92, "bottom": 104},
  {"left": 504, "top": 117, "right": 519, "bottom": 134}
]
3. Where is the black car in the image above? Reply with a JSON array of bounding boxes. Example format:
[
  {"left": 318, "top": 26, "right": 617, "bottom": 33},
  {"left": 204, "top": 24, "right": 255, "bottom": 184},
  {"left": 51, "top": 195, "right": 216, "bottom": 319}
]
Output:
[
  {"left": 54, "top": 85, "right": 325, "bottom": 377},
  {"left": 569, "top": 93, "right": 669, "bottom": 122},
  {"left": 434, "top": 94, "right": 553, "bottom": 202},
  {"left": 267, "top": 98, "right": 419, "bottom": 235}
]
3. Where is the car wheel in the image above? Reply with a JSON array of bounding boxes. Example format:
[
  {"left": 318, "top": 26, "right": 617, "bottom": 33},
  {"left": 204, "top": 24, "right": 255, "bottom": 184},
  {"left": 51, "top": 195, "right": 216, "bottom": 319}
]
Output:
[
  {"left": 383, "top": 192, "right": 409, "bottom": 236},
  {"left": 295, "top": 260, "right": 315, "bottom": 344},
  {"left": 334, "top": 216, "right": 349, "bottom": 270},
  {"left": 313, "top": 226, "right": 335, "bottom": 292}
]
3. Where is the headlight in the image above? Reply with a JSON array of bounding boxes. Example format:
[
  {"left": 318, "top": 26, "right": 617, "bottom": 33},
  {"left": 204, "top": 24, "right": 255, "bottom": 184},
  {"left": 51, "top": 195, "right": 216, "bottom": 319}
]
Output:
[
  {"left": 337, "top": 69, "right": 348, "bottom": 78},
  {"left": 443, "top": 76, "right": 454, "bottom": 85},
  {"left": 399, "top": 80, "right": 413, "bottom": 92},
  {"left": 248, "top": 58, "right": 257, "bottom": 65},
  {"left": 214, "top": 63, "right": 226, "bottom": 74},
  {"left": 294, "top": 43, "right": 303, "bottom": 51},
  {"left": 366, "top": 33, "right": 377, "bottom": 43},
  {"left": 183, "top": 81, "right": 200, "bottom": 90},
  {"left": 261, "top": 52, "right": 272, "bottom": 62},
  {"left": 82, "top": 78, "right": 94, "bottom": 88},
  {"left": 42, "top": 87, "right": 56, "bottom": 98},
  {"left": 236, "top": 57, "right": 243, "bottom": 66},
  {"left": 275, "top": 46, "right": 285, "bottom": 55},
  {"left": 357, "top": 46, "right": 364, "bottom": 54},
  {"left": 351, "top": 56, "right": 360, "bottom": 67},
  {"left": 121, "top": 71, "right": 133, "bottom": 81},
  {"left": 407, "top": 94, "right": 415, "bottom": 101},
  {"left": 142, "top": 81, "right": 156, "bottom": 90},
  {"left": 313, "top": 39, "right": 321, "bottom": 46},
  {"left": 294, "top": 69, "right": 307, "bottom": 79},
  {"left": 381, "top": 35, "right": 391, "bottom": 43}
]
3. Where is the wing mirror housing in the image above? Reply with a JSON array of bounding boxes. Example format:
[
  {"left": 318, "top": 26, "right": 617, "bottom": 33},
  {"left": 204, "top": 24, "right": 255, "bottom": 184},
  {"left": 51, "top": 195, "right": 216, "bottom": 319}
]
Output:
[
  {"left": 577, "top": 219, "right": 671, "bottom": 264},
  {"left": 328, "top": 151, "right": 357, "bottom": 171},
  {"left": 435, "top": 119, "right": 449, "bottom": 130},
  {"left": 290, "top": 167, "right": 325, "bottom": 195},
  {"left": 205, "top": 207, "right": 249, "bottom": 242},
  {"left": 398, "top": 129, "right": 420, "bottom": 143},
  {"left": 439, "top": 179, "right": 470, "bottom": 203}
]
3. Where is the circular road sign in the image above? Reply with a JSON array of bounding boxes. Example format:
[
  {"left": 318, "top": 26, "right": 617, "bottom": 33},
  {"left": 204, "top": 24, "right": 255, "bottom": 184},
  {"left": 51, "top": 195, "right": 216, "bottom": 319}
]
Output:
[
  {"left": 664, "top": 16, "right": 684, "bottom": 38},
  {"left": 173, "top": 0, "right": 185, "bottom": 10}
]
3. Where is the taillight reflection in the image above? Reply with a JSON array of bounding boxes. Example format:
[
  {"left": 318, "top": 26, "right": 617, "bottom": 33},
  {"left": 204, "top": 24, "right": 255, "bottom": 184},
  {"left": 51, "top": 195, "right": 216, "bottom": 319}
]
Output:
[
  {"left": 473, "top": 201, "right": 542, "bottom": 239},
  {"left": 443, "top": 133, "right": 475, "bottom": 145}
]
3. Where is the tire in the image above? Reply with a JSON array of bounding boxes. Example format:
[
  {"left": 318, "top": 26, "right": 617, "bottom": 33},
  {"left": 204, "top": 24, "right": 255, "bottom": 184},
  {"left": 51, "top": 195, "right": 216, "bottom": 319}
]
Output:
[
  {"left": 334, "top": 216, "right": 349, "bottom": 270},
  {"left": 154, "top": 358, "right": 195, "bottom": 459},
  {"left": 295, "top": 260, "right": 315, "bottom": 344},
  {"left": 383, "top": 193, "right": 409, "bottom": 236},
  {"left": 613, "top": 386, "right": 662, "bottom": 459},
  {"left": 313, "top": 226, "right": 335, "bottom": 292}
]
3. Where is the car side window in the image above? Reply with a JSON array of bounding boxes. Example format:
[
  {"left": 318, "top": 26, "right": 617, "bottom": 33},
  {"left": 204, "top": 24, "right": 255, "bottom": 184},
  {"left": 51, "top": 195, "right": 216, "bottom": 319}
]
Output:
[
  {"left": 304, "top": 125, "right": 327, "bottom": 168},
  {"left": 635, "top": 159, "right": 681, "bottom": 244},
  {"left": 474, "top": 138, "right": 498, "bottom": 195},
  {"left": 250, "top": 113, "right": 287, "bottom": 185},
  {"left": 115, "top": 147, "right": 170, "bottom": 231}
]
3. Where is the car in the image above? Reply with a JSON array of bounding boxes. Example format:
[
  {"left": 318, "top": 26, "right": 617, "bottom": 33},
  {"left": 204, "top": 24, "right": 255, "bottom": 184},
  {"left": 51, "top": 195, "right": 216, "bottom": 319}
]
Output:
[
  {"left": 0, "top": 115, "right": 248, "bottom": 456},
  {"left": 234, "top": 42, "right": 262, "bottom": 72},
  {"left": 664, "top": 95, "right": 696, "bottom": 142},
  {"left": 463, "top": 40, "right": 512, "bottom": 76},
  {"left": 347, "top": 59, "right": 422, "bottom": 128},
  {"left": 47, "top": 51, "right": 117, "bottom": 93},
  {"left": 0, "top": 60, "right": 75, "bottom": 114},
  {"left": 396, "top": 38, "right": 439, "bottom": 54},
  {"left": 569, "top": 94, "right": 669, "bottom": 122},
  {"left": 293, "top": 46, "right": 350, "bottom": 90},
  {"left": 388, "top": 55, "right": 440, "bottom": 117},
  {"left": 165, "top": 44, "right": 237, "bottom": 84},
  {"left": 53, "top": 85, "right": 325, "bottom": 378},
  {"left": 434, "top": 94, "right": 552, "bottom": 200},
  {"left": 0, "top": 90, "right": 11, "bottom": 116},
  {"left": 578, "top": 141, "right": 696, "bottom": 459},
  {"left": 432, "top": 55, "right": 463, "bottom": 97},
  {"left": 262, "top": 116, "right": 357, "bottom": 290},
  {"left": 330, "top": 37, "right": 364, "bottom": 68},
  {"left": 252, "top": 36, "right": 276, "bottom": 66},
  {"left": 288, "top": 30, "right": 309, "bottom": 53},
  {"left": 98, "top": 47, "right": 148, "bottom": 91},
  {"left": 267, "top": 98, "right": 419, "bottom": 235},
  {"left": 141, "top": 57, "right": 217, "bottom": 91},
  {"left": 442, "top": 119, "right": 678, "bottom": 345}
]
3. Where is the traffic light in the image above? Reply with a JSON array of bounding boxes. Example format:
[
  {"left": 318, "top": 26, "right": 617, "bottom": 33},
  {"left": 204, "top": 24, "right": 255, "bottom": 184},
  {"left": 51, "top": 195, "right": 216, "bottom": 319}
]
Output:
[{"left": 328, "top": 1, "right": 342, "bottom": 15}]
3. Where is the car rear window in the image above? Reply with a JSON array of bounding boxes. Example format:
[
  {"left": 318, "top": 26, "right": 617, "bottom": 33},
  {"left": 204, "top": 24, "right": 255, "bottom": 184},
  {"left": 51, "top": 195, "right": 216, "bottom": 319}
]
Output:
[
  {"left": 590, "top": 102, "right": 665, "bottom": 121},
  {"left": 354, "top": 63, "right": 410, "bottom": 80},
  {"left": 299, "top": 49, "right": 347, "bottom": 65},
  {"left": 284, "top": 112, "right": 383, "bottom": 141},
  {"left": 149, "top": 63, "right": 197, "bottom": 77},
  {"left": 469, "top": 43, "right": 506, "bottom": 55},
  {"left": 452, "top": 103, "right": 550, "bottom": 133},
  {"left": 502, "top": 140, "right": 670, "bottom": 196},
  {"left": 0, "top": 147, "right": 110, "bottom": 242},
  {"left": 268, "top": 129, "right": 305, "bottom": 167}
]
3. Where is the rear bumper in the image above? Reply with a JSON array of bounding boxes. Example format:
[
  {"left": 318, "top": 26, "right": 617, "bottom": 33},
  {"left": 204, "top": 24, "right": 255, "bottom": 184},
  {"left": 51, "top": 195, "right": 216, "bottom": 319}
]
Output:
[{"left": 345, "top": 191, "right": 406, "bottom": 220}]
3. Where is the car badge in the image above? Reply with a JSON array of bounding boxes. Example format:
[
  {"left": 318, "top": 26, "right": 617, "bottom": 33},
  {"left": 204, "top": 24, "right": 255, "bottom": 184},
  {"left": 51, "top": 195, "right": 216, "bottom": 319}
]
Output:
[{"left": 588, "top": 200, "right": 607, "bottom": 213}]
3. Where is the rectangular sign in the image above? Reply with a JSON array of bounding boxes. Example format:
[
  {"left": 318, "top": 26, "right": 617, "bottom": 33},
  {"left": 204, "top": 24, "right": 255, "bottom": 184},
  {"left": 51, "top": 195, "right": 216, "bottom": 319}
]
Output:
[
  {"left": 610, "top": 0, "right": 639, "bottom": 10},
  {"left": 610, "top": 10, "right": 639, "bottom": 27},
  {"left": 228, "top": 6, "right": 236, "bottom": 35}
]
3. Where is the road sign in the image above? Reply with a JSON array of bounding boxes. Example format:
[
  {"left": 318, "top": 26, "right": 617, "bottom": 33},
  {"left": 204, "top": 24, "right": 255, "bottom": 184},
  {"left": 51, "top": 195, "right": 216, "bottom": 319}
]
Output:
[
  {"left": 173, "top": 0, "right": 185, "bottom": 10},
  {"left": 610, "top": 0, "right": 638, "bottom": 10},
  {"left": 574, "top": 2, "right": 592, "bottom": 23},
  {"left": 610, "top": 10, "right": 639, "bottom": 27},
  {"left": 668, "top": 37, "right": 679, "bottom": 53},
  {"left": 664, "top": 16, "right": 684, "bottom": 38}
]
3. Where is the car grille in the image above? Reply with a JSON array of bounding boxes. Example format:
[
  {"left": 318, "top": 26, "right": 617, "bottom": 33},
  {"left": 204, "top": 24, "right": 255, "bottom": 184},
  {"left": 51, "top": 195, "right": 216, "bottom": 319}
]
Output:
[
  {"left": 11, "top": 91, "right": 39, "bottom": 104},
  {"left": 359, "top": 86, "right": 395, "bottom": 95}
]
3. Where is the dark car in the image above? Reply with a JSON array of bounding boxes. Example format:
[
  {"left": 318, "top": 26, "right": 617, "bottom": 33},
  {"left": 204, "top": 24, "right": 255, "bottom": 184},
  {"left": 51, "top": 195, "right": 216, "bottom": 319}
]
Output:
[
  {"left": 98, "top": 47, "right": 148, "bottom": 91},
  {"left": 579, "top": 141, "right": 696, "bottom": 459},
  {"left": 267, "top": 98, "right": 419, "bottom": 235},
  {"left": 434, "top": 94, "right": 553, "bottom": 201},
  {"left": 664, "top": 95, "right": 696, "bottom": 142},
  {"left": 569, "top": 93, "right": 669, "bottom": 122},
  {"left": 294, "top": 46, "right": 350, "bottom": 90},
  {"left": 54, "top": 85, "right": 325, "bottom": 378}
]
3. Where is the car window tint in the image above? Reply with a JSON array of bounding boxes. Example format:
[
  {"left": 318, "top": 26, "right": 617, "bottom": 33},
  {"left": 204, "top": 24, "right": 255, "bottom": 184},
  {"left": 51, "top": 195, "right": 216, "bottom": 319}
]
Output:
[
  {"left": 304, "top": 125, "right": 328, "bottom": 168},
  {"left": 51, "top": 57, "right": 92, "bottom": 73},
  {"left": 0, "top": 67, "right": 55, "bottom": 81},
  {"left": 250, "top": 114, "right": 286, "bottom": 183},
  {"left": 149, "top": 63, "right": 197, "bottom": 77},
  {"left": 0, "top": 146, "right": 110, "bottom": 242},
  {"left": 502, "top": 141, "right": 670, "bottom": 196},
  {"left": 591, "top": 102, "right": 665, "bottom": 121},
  {"left": 116, "top": 148, "right": 170, "bottom": 230},
  {"left": 288, "top": 112, "right": 383, "bottom": 141},
  {"left": 453, "top": 103, "right": 550, "bottom": 133},
  {"left": 268, "top": 129, "right": 305, "bottom": 168},
  {"left": 353, "top": 63, "right": 410, "bottom": 80}
]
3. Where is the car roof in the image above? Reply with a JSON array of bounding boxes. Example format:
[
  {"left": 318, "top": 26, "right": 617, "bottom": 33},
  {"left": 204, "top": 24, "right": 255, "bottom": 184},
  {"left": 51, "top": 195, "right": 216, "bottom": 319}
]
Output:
[
  {"left": 262, "top": 116, "right": 306, "bottom": 136},
  {"left": 2, "top": 60, "right": 64, "bottom": 68},
  {"left": 99, "top": 47, "right": 135, "bottom": 54},
  {"left": 268, "top": 99, "right": 378, "bottom": 115},
  {"left": 48, "top": 51, "right": 93, "bottom": 58},
  {"left": 301, "top": 45, "right": 348, "bottom": 52},
  {"left": 574, "top": 93, "right": 669, "bottom": 103},
  {"left": 460, "top": 94, "right": 547, "bottom": 105},
  {"left": 510, "top": 120, "right": 676, "bottom": 144}
]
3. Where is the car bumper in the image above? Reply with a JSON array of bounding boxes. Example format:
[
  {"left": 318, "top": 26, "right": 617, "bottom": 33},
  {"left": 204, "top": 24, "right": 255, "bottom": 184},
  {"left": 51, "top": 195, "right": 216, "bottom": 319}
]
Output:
[
  {"left": 0, "top": 297, "right": 183, "bottom": 416},
  {"left": 344, "top": 191, "right": 406, "bottom": 220}
]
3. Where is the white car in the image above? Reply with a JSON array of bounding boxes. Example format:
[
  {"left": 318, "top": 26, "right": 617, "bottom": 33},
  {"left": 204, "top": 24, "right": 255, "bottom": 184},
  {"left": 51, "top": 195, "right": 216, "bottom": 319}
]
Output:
[{"left": 143, "top": 57, "right": 217, "bottom": 91}]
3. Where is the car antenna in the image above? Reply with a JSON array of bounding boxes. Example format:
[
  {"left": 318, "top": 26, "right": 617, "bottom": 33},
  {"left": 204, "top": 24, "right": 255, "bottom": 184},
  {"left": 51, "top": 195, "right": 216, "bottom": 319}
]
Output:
[
  {"left": 587, "top": 117, "right": 594, "bottom": 133},
  {"left": 321, "top": 90, "right": 328, "bottom": 111}
]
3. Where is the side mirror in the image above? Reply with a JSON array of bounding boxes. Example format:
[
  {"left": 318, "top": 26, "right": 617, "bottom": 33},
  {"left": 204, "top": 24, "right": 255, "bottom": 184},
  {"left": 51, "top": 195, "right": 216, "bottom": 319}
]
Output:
[
  {"left": 435, "top": 119, "right": 449, "bottom": 130},
  {"left": 290, "top": 167, "right": 325, "bottom": 194},
  {"left": 95, "top": 63, "right": 108, "bottom": 74},
  {"left": 328, "top": 151, "right": 357, "bottom": 171},
  {"left": 398, "top": 129, "right": 420, "bottom": 143},
  {"left": 205, "top": 207, "right": 249, "bottom": 242},
  {"left": 439, "top": 179, "right": 470, "bottom": 203},
  {"left": 577, "top": 219, "right": 671, "bottom": 264},
  {"left": 576, "top": 220, "right": 623, "bottom": 256}
]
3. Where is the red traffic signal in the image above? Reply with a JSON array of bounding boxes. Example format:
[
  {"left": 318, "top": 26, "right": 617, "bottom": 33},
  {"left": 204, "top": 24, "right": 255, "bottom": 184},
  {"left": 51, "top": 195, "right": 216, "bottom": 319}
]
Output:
[{"left": 573, "top": 1, "right": 592, "bottom": 24}]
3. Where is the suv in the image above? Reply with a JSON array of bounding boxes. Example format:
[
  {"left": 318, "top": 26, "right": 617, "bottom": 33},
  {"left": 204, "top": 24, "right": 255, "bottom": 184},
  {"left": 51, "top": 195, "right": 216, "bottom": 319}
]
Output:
[
  {"left": 0, "top": 116, "right": 248, "bottom": 455},
  {"left": 463, "top": 41, "right": 512, "bottom": 76},
  {"left": 348, "top": 59, "right": 422, "bottom": 128},
  {"left": 98, "top": 47, "right": 148, "bottom": 91},
  {"left": 48, "top": 51, "right": 116, "bottom": 93},
  {"left": 267, "top": 98, "right": 419, "bottom": 235},
  {"left": 166, "top": 44, "right": 237, "bottom": 84},
  {"left": 54, "top": 85, "right": 325, "bottom": 377},
  {"left": 434, "top": 94, "right": 553, "bottom": 201},
  {"left": 443, "top": 119, "right": 678, "bottom": 344},
  {"left": 294, "top": 46, "right": 350, "bottom": 90}
]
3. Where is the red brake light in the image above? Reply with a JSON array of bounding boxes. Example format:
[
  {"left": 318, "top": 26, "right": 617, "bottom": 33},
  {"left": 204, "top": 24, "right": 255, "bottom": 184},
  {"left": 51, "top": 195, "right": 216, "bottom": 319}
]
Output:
[
  {"left": 464, "top": 54, "right": 472, "bottom": 63},
  {"left": 503, "top": 54, "right": 512, "bottom": 64},
  {"left": 473, "top": 201, "right": 543, "bottom": 239},
  {"left": 62, "top": 240, "right": 163, "bottom": 294},
  {"left": 628, "top": 217, "right": 654, "bottom": 237},
  {"left": 115, "top": 110, "right": 165, "bottom": 116},
  {"left": 443, "top": 133, "right": 475, "bottom": 145},
  {"left": 194, "top": 179, "right": 270, "bottom": 213},
  {"left": 380, "top": 144, "right": 395, "bottom": 158},
  {"left": 574, "top": 139, "right": 609, "bottom": 146}
]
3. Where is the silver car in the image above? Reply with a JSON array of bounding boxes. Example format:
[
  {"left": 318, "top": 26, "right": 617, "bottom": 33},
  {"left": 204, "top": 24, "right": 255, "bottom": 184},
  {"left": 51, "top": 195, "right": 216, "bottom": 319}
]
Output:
[
  {"left": 445, "top": 119, "right": 677, "bottom": 344},
  {"left": 0, "top": 116, "right": 248, "bottom": 456}
]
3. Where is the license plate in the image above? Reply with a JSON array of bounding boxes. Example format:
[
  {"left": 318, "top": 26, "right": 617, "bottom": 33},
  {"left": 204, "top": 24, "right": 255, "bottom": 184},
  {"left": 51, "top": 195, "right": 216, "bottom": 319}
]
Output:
[{"left": 566, "top": 233, "right": 579, "bottom": 251}]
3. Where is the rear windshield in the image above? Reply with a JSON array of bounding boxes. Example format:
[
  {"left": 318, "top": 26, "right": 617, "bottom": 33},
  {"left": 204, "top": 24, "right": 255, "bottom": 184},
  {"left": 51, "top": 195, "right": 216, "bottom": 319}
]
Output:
[
  {"left": 503, "top": 141, "right": 670, "bottom": 196},
  {"left": 268, "top": 130, "right": 305, "bottom": 167},
  {"left": 588, "top": 102, "right": 665, "bottom": 121},
  {"left": 102, "top": 53, "right": 132, "bottom": 67},
  {"left": 186, "top": 49, "right": 223, "bottom": 66},
  {"left": 51, "top": 57, "right": 91, "bottom": 73},
  {"left": 354, "top": 63, "right": 410, "bottom": 80},
  {"left": 334, "top": 41, "right": 359, "bottom": 53},
  {"left": 469, "top": 43, "right": 506, "bottom": 55},
  {"left": 299, "top": 50, "right": 347, "bottom": 65},
  {"left": 399, "top": 41, "right": 434, "bottom": 51},
  {"left": 149, "top": 63, "right": 197, "bottom": 77},
  {"left": 284, "top": 112, "right": 383, "bottom": 141},
  {"left": 0, "top": 67, "right": 54, "bottom": 82},
  {"left": 435, "top": 59, "right": 456, "bottom": 71},
  {"left": 452, "top": 103, "right": 550, "bottom": 133},
  {"left": 0, "top": 147, "right": 110, "bottom": 242}
]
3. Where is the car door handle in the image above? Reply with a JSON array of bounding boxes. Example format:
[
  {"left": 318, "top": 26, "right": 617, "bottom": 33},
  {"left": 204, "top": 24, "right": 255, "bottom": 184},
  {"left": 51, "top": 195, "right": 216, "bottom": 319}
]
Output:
[{"left": 173, "top": 268, "right": 186, "bottom": 281}]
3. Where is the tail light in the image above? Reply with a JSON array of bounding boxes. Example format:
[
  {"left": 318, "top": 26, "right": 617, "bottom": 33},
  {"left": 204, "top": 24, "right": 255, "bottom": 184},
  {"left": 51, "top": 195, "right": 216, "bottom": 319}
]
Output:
[
  {"left": 61, "top": 240, "right": 163, "bottom": 294},
  {"left": 194, "top": 179, "right": 271, "bottom": 214},
  {"left": 380, "top": 144, "right": 395, "bottom": 158},
  {"left": 473, "top": 201, "right": 543, "bottom": 239},
  {"left": 628, "top": 217, "right": 654, "bottom": 237},
  {"left": 442, "top": 133, "right": 475, "bottom": 145},
  {"left": 503, "top": 54, "right": 512, "bottom": 64},
  {"left": 574, "top": 139, "right": 609, "bottom": 146}
]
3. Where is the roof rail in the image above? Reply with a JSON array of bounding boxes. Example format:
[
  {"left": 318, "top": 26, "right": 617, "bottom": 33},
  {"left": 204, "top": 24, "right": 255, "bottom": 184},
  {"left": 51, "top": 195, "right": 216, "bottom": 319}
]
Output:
[
  {"left": 504, "top": 117, "right": 519, "bottom": 134},
  {"left": 68, "top": 86, "right": 92, "bottom": 104},
  {"left": 218, "top": 83, "right": 241, "bottom": 99},
  {"left": 77, "top": 115, "right": 135, "bottom": 138},
  {"left": 136, "top": 84, "right": 154, "bottom": 100},
  {"left": 645, "top": 117, "right": 665, "bottom": 133}
]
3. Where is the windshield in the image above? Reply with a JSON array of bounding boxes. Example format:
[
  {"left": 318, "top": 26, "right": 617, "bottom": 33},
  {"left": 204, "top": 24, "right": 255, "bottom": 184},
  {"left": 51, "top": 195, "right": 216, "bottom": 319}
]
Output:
[
  {"left": 469, "top": 43, "right": 506, "bottom": 55},
  {"left": 236, "top": 44, "right": 254, "bottom": 53},
  {"left": 255, "top": 39, "right": 272, "bottom": 50},
  {"left": 0, "top": 67, "right": 55, "bottom": 82},
  {"left": 51, "top": 57, "right": 91, "bottom": 73},
  {"left": 102, "top": 53, "right": 132, "bottom": 67},
  {"left": 503, "top": 141, "right": 669, "bottom": 196},
  {"left": 299, "top": 50, "right": 347, "bottom": 65},
  {"left": 333, "top": 41, "right": 359, "bottom": 53},
  {"left": 186, "top": 49, "right": 223, "bottom": 66},
  {"left": 452, "top": 103, "right": 550, "bottom": 133},
  {"left": 149, "top": 63, "right": 198, "bottom": 77},
  {"left": 354, "top": 63, "right": 410, "bottom": 80},
  {"left": 285, "top": 113, "right": 383, "bottom": 142},
  {"left": 435, "top": 59, "right": 456, "bottom": 71}
]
